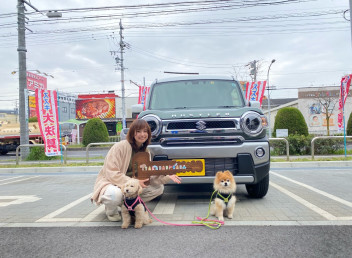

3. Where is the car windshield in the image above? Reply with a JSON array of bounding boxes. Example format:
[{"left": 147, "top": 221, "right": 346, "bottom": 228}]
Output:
[{"left": 149, "top": 79, "right": 245, "bottom": 110}]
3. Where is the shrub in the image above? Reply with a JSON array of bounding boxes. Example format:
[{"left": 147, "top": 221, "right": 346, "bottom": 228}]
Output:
[
  {"left": 26, "top": 146, "right": 59, "bottom": 161},
  {"left": 273, "top": 107, "right": 308, "bottom": 137},
  {"left": 28, "top": 117, "right": 38, "bottom": 122},
  {"left": 82, "top": 118, "right": 109, "bottom": 147},
  {"left": 347, "top": 112, "right": 352, "bottom": 136}
]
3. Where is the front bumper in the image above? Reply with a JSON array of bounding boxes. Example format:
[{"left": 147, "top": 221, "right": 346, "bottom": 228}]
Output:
[{"left": 149, "top": 139, "right": 270, "bottom": 184}]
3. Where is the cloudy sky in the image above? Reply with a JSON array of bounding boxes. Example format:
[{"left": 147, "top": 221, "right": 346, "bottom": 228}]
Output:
[{"left": 0, "top": 0, "right": 350, "bottom": 110}]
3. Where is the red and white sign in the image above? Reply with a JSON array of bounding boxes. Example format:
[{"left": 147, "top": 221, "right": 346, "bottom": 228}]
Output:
[
  {"left": 27, "top": 71, "right": 47, "bottom": 91},
  {"left": 35, "top": 89, "right": 61, "bottom": 156},
  {"left": 338, "top": 74, "right": 352, "bottom": 131},
  {"left": 245, "top": 81, "right": 267, "bottom": 106},
  {"left": 138, "top": 86, "right": 150, "bottom": 110}
]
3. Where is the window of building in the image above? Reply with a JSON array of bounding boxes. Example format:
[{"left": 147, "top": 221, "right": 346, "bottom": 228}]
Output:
[{"left": 62, "top": 107, "right": 67, "bottom": 113}]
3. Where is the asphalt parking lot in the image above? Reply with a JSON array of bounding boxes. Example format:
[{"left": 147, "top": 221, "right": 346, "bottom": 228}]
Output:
[{"left": 1, "top": 162, "right": 352, "bottom": 227}]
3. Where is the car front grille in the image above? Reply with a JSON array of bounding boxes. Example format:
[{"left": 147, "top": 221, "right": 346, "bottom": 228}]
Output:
[
  {"left": 167, "top": 120, "right": 237, "bottom": 130},
  {"left": 204, "top": 158, "right": 238, "bottom": 176}
]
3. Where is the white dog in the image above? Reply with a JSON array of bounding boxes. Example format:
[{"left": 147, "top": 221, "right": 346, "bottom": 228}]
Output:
[{"left": 120, "top": 178, "right": 152, "bottom": 229}]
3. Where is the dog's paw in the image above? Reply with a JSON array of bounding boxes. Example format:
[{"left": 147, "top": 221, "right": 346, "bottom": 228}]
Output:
[
  {"left": 218, "top": 216, "right": 224, "bottom": 221},
  {"left": 227, "top": 215, "right": 233, "bottom": 219},
  {"left": 134, "top": 223, "right": 143, "bottom": 229},
  {"left": 121, "top": 223, "right": 129, "bottom": 229}
]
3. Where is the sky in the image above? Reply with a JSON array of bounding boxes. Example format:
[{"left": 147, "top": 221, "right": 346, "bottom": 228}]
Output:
[{"left": 0, "top": 0, "right": 351, "bottom": 111}]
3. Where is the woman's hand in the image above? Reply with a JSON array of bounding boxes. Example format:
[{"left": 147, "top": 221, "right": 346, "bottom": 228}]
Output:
[
  {"left": 169, "top": 175, "right": 182, "bottom": 184},
  {"left": 139, "top": 178, "right": 150, "bottom": 188}
]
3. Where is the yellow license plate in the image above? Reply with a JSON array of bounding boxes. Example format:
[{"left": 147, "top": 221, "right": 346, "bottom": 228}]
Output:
[{"left": 174, "top": 159, "right": 205, "bottom": 176}]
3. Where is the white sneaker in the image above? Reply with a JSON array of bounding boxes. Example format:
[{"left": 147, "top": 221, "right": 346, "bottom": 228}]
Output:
[{"left": 107, "top": 213, "right": 121, "bottom": 222}]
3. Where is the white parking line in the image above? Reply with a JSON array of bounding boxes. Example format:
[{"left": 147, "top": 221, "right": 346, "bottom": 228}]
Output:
[
  {"left": 36, "top": 193, "right": 91, "bottom": 222},
  {"left": 0, "top": 176, "right": 24, "bottom": 182},
  {"left": 271, "top": 171, "right": 352, "bottom": 208},
  {"left": 270, "top": 182, "right": 337, "bottom": 220},
  {"left": 152, "top": 194, "right": 177, "bottom": 215},
  {"left": 0, "top": 176, "right": 40, "bottom": 186},
  {"left": 81, "top": 205, "right": 105, "bottom": 222}
]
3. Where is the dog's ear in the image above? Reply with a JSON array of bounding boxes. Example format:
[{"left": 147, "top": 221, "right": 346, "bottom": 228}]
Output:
[
  {"left": 215, "top": 171, "right": 223, "bottom": 177},
  {"left": 120, "top": 184, "right": 125, "bottom": 194},
  {"left": 224, "top": 170, "right": 232, "bottom": 177}
]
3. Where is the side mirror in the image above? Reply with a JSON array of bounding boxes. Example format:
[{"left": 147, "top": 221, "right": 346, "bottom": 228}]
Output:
[
  {"left": 132, "top": 104, "right": 143, "bottom": 118},
  {"left": 249, "top": 101, "right": 261, "bottom": 109}
]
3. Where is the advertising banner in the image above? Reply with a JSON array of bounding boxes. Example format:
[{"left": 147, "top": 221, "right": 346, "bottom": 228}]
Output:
[
  {"left": 27, "top": 71, "right": 47, "bottom": 91},
  {"left": 245, "top": 81, "right": 267, "bottom": 106},
  {"left": 138, "top": 86, "right": 150, "bottom": 110},
  {"left": 338, "top": 74, "right": 352, "bottom": 131},
  {"left": 35, "top": 89, "right": 61, "bottom": 156},
  {"left": 76, "top": 98, "right": 116, "bottom": 119}
]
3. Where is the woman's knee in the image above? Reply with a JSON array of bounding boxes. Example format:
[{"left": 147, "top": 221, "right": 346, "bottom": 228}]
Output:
[{"left": 101, "top": 185, "right": 123, "bottom": 206}]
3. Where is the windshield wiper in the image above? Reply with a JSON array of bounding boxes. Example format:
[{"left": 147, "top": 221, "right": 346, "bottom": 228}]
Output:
[
  {"left": 217, "top": 105, "right": 239, "bottom": 108},
  {"left": 174, "top": 107, "right": 188, "bottom": 109}
]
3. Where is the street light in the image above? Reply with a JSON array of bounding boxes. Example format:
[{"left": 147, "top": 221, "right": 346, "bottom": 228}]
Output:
[{"left": 267, "top": 59, "right": 276, "bottom": 138}]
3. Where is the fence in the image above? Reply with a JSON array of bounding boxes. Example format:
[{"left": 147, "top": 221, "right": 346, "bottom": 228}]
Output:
[
  {"left": 311, "top": 136, "right": 352, "bottom": 160},
  {"left": 269, "top": 138, "right": 290, "bottom": 161}
]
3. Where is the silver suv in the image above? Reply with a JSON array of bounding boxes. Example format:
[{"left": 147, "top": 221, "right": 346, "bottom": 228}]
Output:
[{"left": 132, "top": 76, "right": 270, "bottom": 198}]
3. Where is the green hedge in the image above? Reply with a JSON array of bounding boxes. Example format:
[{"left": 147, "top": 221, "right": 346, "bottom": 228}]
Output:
[
  {"left": 270, "top": 135, "right": 342, "bottom": 156},
  {"left": 82, "top": 118, "right": 109, "bottom": 147},
  {"left": 25, "top": 146, "right": 59, "bottom": 161}
]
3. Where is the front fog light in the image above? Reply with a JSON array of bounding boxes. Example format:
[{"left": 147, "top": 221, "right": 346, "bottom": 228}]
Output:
[{"left": 255, "top": 147, "right": 265, "bottom": 158}]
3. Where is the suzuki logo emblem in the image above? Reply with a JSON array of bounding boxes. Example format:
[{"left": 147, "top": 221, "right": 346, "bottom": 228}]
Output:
[{"left": 196, "top": 120, "right": 206, "bottom": 130}]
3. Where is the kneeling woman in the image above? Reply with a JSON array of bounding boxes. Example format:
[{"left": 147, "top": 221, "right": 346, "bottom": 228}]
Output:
[{"left": 91, "top": 119, "right": 181, "bottom": 221}]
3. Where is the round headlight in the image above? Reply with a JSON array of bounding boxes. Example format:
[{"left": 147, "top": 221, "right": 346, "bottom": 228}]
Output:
[
  {"left": 141, "top": 114, "right": 162, "bottom": 137},
  {"left": 240, "top": 111, "right": 264, "bottom": 137}
]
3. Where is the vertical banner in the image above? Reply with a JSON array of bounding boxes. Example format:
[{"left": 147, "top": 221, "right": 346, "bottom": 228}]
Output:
[
  {"left": 138, "top": 86, "right": 150, "bottom": 110},
  {"left": 245, "top": 81, "right": 267, "bottom": 106},
  {"left": 338, "top": 75, "right": 352, "bottom": 131},
  {"left": 35, "top": 89, "right": 61, "bottom": 156}
]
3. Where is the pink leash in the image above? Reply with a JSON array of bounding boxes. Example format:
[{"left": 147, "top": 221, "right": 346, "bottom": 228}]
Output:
[{"left": 138, "top": 197, "right": 224, "bottom": 229}]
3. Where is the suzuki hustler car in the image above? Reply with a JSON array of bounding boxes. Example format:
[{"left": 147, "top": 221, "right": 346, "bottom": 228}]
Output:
[{"left": 131, "top": 76, "right": 270, "bottom": 198}]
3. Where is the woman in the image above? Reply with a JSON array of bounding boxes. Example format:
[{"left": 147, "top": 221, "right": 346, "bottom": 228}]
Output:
[{"left": 91, "top": 119, "right": 181, "bottom": 221}]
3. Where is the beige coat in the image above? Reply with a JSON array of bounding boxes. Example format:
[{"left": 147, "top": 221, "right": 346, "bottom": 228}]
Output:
[{"left": 91, "top": 140, "right": 170, "bottom": 204}]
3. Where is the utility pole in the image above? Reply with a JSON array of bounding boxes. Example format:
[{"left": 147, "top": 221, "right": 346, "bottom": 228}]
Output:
[
  {"left": 119, "top": 19, "right": 126, "bottom": 129},
  {"left": 249, "top": 60, "right": 257, "bottom": 82},
  {"left": 17, "top": 0, "right": 29, "bottom": 158}
]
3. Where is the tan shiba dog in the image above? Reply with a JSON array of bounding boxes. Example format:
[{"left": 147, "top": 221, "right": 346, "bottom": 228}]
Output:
[
  {"left": 210, "top": 170, "right": 237, "bottom": 221},
  {"left": 121, "top": 178, "right": 152, "bottom": 229}
]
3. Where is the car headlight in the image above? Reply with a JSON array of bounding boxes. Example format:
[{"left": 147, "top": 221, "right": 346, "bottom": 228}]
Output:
[
  {"left": 240, "top": 111, "right": 267, "bottom": 137},
  {"left": 141, "top": 114, "right": 162, "bottom": 137}
]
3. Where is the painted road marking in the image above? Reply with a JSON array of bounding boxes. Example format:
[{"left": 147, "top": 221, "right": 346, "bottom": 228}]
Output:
[
  {"left": 0, "top": 195, "right": 41, "bottom": 207},
  {"left": 152, "top": 194, "right": 177, "bottom": 215},
  {"left": 0, "top": 176, "right": 40, "bottom": 186},
  {"left": 271, "top": 171, "right": 352, "bottom": 208},
  {"left": 0, "top": 176, "right": 24, "bottom": 182},
  {"left": 270, "top": 182, "right": 337, "bottom": 220},
  {"left": 36, "top": 193, "right": 91, "bottom": 222},
  {"left": 81, "top": 205, "right": 105, "bottom": 222}
]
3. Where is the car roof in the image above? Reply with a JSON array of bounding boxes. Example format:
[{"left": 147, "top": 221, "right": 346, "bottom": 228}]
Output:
[{"left": 153, "top": 75, "right": 236, "bottom": 84}]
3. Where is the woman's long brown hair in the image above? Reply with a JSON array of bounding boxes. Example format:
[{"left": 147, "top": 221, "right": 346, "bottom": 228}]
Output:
[{"left": 126, "top": 119, "right": 151, "bottom": 152}]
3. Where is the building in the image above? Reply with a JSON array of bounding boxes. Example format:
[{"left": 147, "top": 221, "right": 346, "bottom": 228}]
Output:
[{"left": 298, "top": 86, "right": 352, "bottom": 135}]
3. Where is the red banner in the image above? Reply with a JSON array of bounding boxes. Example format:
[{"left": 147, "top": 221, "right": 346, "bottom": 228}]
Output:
[
  {"left": 245, "top": 81, "right": 267, "bottom": 106},
  {"left": 27, "top": 71, "right": 47, "bottom": 91},
  {"left": 138, "top": 86, "right": 150, "bottom": 110},
  {"left": 35, "top": 89, "right": 61, "bottom": 156},
  {"left": 338, "top": 75, "right": 352, "bottom": 130}
]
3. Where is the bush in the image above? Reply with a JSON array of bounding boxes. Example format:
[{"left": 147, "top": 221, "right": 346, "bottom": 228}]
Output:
[
  {"left": 273, "top": 107, "right": 308, "bottom": 137},
  {"left": 82, "top": 118, "right": 109, "bottom": 147},
  {"left": 26, "top": 146, "right": 59, "bottom": 161},
  {"left": 28, "top": 117, "right": 38, "bottom": 122},
  {"left": 347, "top": 112, "right": 352, "bottom": 136}
]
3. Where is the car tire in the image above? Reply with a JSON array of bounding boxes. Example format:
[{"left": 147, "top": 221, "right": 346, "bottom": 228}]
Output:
[{"left": 245, "top": 174, "right": 269, "bottom": 198}]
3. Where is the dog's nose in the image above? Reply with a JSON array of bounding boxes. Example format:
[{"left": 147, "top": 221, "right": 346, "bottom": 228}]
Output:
[
  {"left": 126, "top": 189, "right": 129, "bottom": 193},
  {"left": 224, "top": 182, "right": 228, "bottom": 186}
]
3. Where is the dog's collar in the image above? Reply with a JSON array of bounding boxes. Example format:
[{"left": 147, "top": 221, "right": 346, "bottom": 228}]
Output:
[{"left": 216, "top": 192, "right": 232, "bottom": 203}]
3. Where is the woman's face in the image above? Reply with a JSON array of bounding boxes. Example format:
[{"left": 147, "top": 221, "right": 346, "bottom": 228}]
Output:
[{"left": 134, "top": 127, "right": 149, "bottom": 147}]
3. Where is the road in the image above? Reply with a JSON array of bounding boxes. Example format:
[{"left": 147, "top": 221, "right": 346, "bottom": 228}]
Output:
[{"left": 1, "top": 166, "right": 352, "bottom": 257}]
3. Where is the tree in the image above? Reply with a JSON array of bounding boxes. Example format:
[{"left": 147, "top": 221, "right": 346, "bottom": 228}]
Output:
[
  {"left": 310, "top": 88, "right": 339, "bottom": 136},
  {"left": 273, "top": 107, "right": 308, "bottom": 137},
  {"left": 82, "top": 118, "right": 109, "bottom": 146},
  {"left": 347, "top": 112, "right": 352, "bottom": 136}
]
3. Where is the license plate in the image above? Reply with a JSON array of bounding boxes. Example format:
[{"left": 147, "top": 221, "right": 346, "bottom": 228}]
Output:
[{"left": 174, "top": 159, "right": 205, "bottom": 176}]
